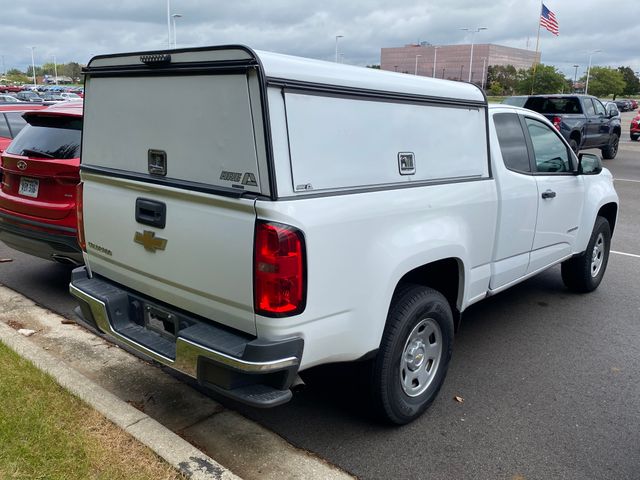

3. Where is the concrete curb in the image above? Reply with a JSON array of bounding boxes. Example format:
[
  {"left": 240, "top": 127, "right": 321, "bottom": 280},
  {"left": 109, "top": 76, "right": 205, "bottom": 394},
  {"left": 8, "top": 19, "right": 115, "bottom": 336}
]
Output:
[{"left": 0, "top": 319, "right": 242, "bottom": 480}]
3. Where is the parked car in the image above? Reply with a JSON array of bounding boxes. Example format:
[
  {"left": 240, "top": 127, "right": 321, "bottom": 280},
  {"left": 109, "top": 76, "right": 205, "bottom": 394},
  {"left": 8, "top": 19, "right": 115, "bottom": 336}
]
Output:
[
  {"left": 70, "top": 47, "right": 618, "bottom": 425},
  {"left": 0, "top": 85, "right": 23, "bottom": 94},
  {"left": 0, "top": 101, "right": 83, "bottom": 265},
  {"left": 42, "top": 92, "right": 65, "bottom": 102},
  {"left": 0, "top": 104, "right": 48, "bottom": 153},
  {"left": 630, "top": 100, "right": 638, "bottom": 110},
  {"left": 603, "top": 101, "right": 621, "bottom": 120},
  {"left": 15, "top": 91, "right": 43, "bottom": 103},
  {"left": 613, "top": 99, "right": 632, "bottom": 112},
  {"left": 631, "top": 111, "right": 640, "bottom": 141},
  {"left": 511, "top": 94, "right": 621, "bottom": 158},
  {"left": 59, "top": 92, "right": 82, "bottom": 101},
  {"left": 0, "top": 94, "right": 22, "bottom": 103}
]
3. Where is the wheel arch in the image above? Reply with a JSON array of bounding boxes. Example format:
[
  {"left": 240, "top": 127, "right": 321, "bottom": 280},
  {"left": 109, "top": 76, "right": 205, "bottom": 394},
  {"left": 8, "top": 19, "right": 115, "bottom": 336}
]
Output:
[
  {"left": 392, "top": 257, "right": 464, "bottom": 331},
  {"left": 598, "top": 202, "right": 618, "bottom": 234}
]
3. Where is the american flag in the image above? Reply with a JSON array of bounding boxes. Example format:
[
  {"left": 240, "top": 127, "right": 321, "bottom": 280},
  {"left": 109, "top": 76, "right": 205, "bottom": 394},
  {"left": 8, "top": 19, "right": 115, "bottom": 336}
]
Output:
[{"left": 540, "top": 4, "right": 559, "bottom": 36}]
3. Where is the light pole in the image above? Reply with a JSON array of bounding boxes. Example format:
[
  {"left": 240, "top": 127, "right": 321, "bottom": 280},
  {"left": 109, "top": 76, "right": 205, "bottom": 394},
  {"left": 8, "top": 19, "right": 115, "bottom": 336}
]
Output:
[
  {"left": 172, "top": 14, "right": 183, "bottom": 48},
  {"left": 461, "top": 27, "right": 487, "bottom": 82},
  {"left": 481, "top": 57, "right": 487, "bottom": 90},
  {"left": 338, "top": 53, "right": 344, "bottom": 64},
  {"left": 414, "top": 54, "right": 421, "bottom": 75},
  {"left": 573, "top": 64, "right": 579, "bottom": 92},
  {"left": 334, "top": 35, "right": 343, "bottom": 63},
  {"left": 585, "top": 50, "right": 601, "bottom": 95},
  {"left": 166, "top": 0, "right": 172, "bottom": 49},
  {"left": 52, "top": 55, "right": 58, "bottom": 85},
  {"left": 432, "top": 46, "right": 440, "bottom": 78},
  {"left": 29, "top": 46, "right": 36, "bottom": 87}
]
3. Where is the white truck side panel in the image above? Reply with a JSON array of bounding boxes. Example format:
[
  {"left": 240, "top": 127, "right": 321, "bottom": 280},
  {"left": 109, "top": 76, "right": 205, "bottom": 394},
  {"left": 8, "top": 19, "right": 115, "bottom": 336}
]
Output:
[
  {"left": 285, "top": 93, "right": 488, "bottom": 192},
  {"left": 254, "top": 181, "right": 497, "bottom": 369},
  {"left": 81, "top": 174, "right": 258, "bottom": 335}
]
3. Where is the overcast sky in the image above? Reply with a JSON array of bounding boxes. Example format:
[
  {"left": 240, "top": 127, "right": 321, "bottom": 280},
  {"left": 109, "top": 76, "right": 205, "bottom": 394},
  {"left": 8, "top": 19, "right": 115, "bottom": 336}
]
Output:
[{"left": 2, "top": 0, "right": 638, "bottom": 80}]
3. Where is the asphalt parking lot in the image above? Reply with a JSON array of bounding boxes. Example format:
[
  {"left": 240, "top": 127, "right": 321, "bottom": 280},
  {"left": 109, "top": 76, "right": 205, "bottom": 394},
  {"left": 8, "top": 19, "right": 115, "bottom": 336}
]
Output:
[{"left": 0, "top": 111, "right": 638, "bottom": 479}]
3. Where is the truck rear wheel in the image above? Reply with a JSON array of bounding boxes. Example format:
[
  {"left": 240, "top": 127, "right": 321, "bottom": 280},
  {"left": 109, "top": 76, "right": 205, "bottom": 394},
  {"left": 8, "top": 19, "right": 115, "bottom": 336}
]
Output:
[
  {"left": 601, "top": 133, "right": 619, "bottom": 159},
  {"left": 561, "top": 216, "right": 611, "bottom": 293},
  {"left": 372, "top": 284, "right": 454, "bottom": 425}
]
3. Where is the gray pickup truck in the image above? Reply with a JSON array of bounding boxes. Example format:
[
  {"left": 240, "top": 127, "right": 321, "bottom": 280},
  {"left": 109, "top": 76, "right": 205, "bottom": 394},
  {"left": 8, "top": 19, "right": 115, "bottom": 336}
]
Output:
[{"left": 504, "top": 95, "right": 621, "bottom": 159}]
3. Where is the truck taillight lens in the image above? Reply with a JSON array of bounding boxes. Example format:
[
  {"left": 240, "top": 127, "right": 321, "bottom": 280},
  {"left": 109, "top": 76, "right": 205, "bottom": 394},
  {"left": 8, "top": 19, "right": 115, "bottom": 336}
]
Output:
[
  {"left": 76, "top": 182, "right": 86, "bottom": 252},
  {"left": 254, "top": 221, "right": 306, "bottom": 317},
  {"left": 552, "top": 116, "right": 562, "bottom": 131}
]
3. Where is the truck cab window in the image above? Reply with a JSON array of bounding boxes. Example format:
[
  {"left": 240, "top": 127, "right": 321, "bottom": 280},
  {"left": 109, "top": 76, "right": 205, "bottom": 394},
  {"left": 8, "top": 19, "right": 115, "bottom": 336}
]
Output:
[
  {"left": 593, "top": 99, "right": 606, "bottom": 116},
  {"left": 493, "top": 112, "right": 531, "bottom": 172},
  {"left": 525, "top": 117, "right": 572, "bottom": 173},
  {"left": 584, "top": 99, "right": 596, "bottom": 116}
]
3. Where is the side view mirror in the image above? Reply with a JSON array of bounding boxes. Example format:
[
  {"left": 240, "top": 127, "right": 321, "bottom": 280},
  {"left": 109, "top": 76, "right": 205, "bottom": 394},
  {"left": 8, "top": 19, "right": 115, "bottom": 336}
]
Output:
[{"left": 578, "top": 152, "right": 603, "bottom": 175}]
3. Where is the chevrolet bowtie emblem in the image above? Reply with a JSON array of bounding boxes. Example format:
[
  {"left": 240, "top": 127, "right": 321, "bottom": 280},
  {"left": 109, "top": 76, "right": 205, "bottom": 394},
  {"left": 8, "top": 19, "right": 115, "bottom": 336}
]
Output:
[{"left": 134, "top": 230, "right": 167, "bottom": 252}]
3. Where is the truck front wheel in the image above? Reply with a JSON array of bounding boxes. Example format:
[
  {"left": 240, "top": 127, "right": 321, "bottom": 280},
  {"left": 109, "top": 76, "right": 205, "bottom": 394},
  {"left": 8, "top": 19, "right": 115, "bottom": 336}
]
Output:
[
  {"left": 372, "top": 285, "right": 454, "bottom": 425},
  {"left": 601, "top": 133, "right": 619, "bottom": 159},
  {"left": 561, "top": 216, "right": 611, "bottom": 293}
]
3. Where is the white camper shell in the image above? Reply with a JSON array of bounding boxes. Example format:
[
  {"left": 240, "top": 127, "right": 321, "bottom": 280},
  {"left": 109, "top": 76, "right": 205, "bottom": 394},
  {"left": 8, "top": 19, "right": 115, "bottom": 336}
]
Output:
[{"left": 70, "top": 46, "right": 617, "bottom": 424}]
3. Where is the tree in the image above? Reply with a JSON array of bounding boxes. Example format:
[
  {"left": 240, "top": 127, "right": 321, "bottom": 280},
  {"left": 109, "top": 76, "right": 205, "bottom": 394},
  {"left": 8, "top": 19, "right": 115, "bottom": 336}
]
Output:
[
  {"left": 486, "top": 65, "right": 518, "bottom": 95},
  {"left": 62, "top": 62, "right": 83, "bottom": 83},
  {"left": 3, "top": 69, "right": 29, "bottom": 84},
  {"left": 367, "top": 64, "right": 380, "bottom": 69},
  {"left": 515, "top": 64, "right": 566, "bottom": 95},
  {"left": 583, "top": 67, "right": 625, "bottom": 97},
  {"left": 618, "top": 66, "right": 640, "bottom": 96}
]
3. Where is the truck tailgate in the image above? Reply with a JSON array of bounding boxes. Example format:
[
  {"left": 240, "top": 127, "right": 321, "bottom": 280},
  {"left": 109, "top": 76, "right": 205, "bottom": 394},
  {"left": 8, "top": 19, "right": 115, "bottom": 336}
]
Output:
[{"left": 81, "top": 174, "right": 258, "bottom": 335}]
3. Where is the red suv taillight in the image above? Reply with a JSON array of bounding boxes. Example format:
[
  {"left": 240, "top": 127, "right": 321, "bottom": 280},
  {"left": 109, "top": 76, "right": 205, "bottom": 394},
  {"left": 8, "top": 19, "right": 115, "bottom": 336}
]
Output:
[
  {"left": 254, "top": 221, "right": 306, "bottom": 317},
  {"left": 552, "top": 116, "right": 562, "bottom": 131},
  {"left": 76, "top": 182, "right": 86, "bottom": 252}
]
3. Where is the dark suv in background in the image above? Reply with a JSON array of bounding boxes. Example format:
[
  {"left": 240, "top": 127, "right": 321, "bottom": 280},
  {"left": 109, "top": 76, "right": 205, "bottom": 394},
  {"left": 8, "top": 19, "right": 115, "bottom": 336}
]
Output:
[{"left": 504, "top": 94, "right": 621, "bottom": 159}]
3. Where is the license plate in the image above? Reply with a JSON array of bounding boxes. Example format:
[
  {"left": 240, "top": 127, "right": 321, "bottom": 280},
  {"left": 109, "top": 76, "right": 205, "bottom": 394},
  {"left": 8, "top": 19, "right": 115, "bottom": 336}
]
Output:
[{"left": 19, "top": 177, "right": 39, "bottom": 198}]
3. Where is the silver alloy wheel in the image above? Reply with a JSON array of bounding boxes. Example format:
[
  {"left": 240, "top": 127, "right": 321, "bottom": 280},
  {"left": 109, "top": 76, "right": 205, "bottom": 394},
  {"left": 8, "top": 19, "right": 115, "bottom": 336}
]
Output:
[
  {"left": 591, "top": 232, "right": 605, "bottom": 278},
  {"left": 400, "top": 318, "right": 442, "bottom": 397}
]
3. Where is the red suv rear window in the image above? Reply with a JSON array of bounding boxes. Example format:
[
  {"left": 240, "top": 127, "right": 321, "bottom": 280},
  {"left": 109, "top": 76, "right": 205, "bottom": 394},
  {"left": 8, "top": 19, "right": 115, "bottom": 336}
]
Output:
[{"left": 6, "top": 115, "right": 82, "bottom": 159}]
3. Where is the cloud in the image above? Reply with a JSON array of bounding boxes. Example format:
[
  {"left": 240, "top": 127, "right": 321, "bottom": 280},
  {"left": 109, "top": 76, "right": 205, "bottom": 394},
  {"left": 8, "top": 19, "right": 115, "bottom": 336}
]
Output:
[{"left": 1, "top": 0, "right": 637, "bottom": 75}]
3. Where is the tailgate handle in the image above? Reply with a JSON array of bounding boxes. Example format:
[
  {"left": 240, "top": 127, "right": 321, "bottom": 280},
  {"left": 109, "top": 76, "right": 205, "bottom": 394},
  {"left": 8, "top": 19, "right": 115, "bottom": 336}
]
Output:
[{"left": 136, "top": 198, "right": 166, "bottom": 229}]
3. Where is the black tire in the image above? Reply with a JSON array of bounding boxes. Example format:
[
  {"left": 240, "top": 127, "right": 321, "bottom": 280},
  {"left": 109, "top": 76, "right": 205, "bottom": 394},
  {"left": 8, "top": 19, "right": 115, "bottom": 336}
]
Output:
[
  {"left": 561, "top": 216, "right": 611, "bottom": 293},
  {"left": 601, "top": 133, "right": 619, "bottom": 159},
  {"left": 372, "top": 284, "right": 454, "bottom": 425},
  {"left": 631, "top": 134, "right": 639, "bottom": 142},
  {"left": 569, "top": 137, "right": 579, "bottom": 153}
]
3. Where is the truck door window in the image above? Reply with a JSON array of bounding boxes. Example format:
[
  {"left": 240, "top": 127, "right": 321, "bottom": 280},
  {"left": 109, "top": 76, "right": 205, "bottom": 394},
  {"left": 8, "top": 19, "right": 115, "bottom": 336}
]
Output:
[
  {"left": 524, "top": 118, "right": 572, "bottom": 173},
  {"left": 584, "top": 99, "right": 596, "bottom": 116},
  {"left": 494, "top": 112, "right": 531, "bottom": 172},
  {"left": 593, "top": 99, "right": 606, "bottom": 116}
]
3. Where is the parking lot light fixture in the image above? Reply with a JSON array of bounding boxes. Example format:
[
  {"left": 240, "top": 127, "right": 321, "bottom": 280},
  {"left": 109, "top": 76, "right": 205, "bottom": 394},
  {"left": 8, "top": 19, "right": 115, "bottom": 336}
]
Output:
[
  {"left": 29, "top": 46, "right": 36, "bottom": 87},
  {"left": 585, "top": 49, "right": 602, "bottom": 95},
  {"left": 461, "top": 27, "right": 487, "bottom": 82},
  {"left": 335, "top": 35, "right": 344, "bottom": 63},
  {"left": 172, "top": 14, "right": 183, "bottom": 48},
  {"left": 432, "top": 46, "right": 440, "bottom": 78}
]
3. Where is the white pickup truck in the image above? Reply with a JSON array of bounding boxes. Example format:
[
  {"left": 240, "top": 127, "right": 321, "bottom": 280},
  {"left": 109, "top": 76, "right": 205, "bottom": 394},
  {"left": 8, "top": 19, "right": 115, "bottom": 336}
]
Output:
[{"left": 70, "top": 46, "right": 618, "bottom": 425}]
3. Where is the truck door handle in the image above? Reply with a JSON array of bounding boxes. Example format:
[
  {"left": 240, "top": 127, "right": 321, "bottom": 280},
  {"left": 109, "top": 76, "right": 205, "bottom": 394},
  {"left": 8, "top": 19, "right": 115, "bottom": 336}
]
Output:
[
  {"left": 136, "top": 198, "right": 166, "bottom": 228},
  {"left": 541, "top": 190, "right": 556, "bottom": 199}
]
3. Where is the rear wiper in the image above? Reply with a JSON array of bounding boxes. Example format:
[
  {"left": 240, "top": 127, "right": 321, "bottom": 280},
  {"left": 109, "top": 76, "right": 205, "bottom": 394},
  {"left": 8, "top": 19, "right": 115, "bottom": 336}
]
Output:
[{"left": 20, "top": 148, "right": 55, "bottom": 159}]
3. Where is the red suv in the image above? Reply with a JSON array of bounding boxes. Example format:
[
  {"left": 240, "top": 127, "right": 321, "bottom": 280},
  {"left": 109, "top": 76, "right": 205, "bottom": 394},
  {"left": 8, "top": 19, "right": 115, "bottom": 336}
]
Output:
[
  {"left": 631, "top": 111, "right": 640, "bottom": 141},
  {"left": 0, "top": 104, "right": 47, "bottom": 153},
  {"left": 0, "top": 101, "right": 83, "bottom": 265}
]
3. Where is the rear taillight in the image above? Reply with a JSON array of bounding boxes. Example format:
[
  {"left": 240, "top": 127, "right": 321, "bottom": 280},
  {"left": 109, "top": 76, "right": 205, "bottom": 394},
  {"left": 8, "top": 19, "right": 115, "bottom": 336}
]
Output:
[
  {"left": 552, "top": 116, "right": 562, "bottom": 131},
  {"left": 254, "top": 221, "right": 306, "bottom": 317},
  {"left": 76, "top": 182, "right": 86, "bottom": 252}
]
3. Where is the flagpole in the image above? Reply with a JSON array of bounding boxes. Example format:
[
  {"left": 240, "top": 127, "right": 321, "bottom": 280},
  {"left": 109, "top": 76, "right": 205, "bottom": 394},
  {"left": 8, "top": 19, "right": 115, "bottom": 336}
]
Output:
[{"left": 531, "top": 0, "right": 543, "bottom": 94}]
